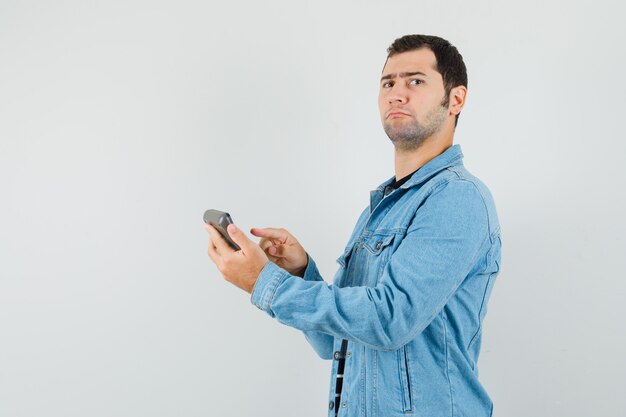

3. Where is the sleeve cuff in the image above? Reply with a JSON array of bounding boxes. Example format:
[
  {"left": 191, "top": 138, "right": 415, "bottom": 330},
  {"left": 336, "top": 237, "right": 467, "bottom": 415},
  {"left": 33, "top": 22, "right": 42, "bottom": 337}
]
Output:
[
  {"left": 250, "top": 261, "right": 291, "bottom": 316},
  {"left": 302, "top": 254, "right": 323, "bottom": 282}
]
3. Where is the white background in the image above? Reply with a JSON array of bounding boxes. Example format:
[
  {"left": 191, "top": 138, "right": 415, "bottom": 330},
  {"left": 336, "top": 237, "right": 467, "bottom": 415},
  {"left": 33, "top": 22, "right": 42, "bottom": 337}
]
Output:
[{"left": 1, "top": 1, "right": 625, "bottom": 416}]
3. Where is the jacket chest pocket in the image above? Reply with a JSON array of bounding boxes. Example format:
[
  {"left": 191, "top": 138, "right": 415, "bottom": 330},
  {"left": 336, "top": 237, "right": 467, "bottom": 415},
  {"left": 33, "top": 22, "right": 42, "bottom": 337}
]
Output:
[
  {"left": 363, "top": 234, "right": 395, "bottom": 286},
  {"left": 348, "top": 234, "right": 394, "bottom": 287}
]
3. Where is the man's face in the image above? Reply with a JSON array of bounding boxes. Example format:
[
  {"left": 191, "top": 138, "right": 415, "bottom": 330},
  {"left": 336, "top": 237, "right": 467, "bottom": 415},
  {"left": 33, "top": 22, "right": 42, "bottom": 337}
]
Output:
[{"left": 378, "top": 48, "right": 450, "bottom": 151}]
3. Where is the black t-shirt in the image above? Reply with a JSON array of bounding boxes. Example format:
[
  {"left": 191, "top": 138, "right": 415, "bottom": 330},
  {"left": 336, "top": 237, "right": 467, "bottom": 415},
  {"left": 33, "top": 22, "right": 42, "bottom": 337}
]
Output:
[{"left": 383, "top": 167, "right": 420, "bottom": 196}]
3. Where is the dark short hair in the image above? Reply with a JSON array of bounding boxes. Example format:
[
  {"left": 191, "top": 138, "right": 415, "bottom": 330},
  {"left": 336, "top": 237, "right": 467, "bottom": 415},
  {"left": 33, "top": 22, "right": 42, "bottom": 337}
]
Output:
[{"left": 386, "top": 34, "right": 467, "bottom": 126}]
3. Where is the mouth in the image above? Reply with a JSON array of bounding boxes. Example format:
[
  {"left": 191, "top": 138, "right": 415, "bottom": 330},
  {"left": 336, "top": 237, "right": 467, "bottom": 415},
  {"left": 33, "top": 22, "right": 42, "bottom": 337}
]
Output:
[{"left": 386, "top": 110, "right": 411, "bottom": 119}]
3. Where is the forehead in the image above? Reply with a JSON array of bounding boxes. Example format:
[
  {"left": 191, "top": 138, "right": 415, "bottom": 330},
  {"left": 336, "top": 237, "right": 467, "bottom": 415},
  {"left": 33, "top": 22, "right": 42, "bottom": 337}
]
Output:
[{"left": 382, "top": 48, "right": 440, "bottom": 78}]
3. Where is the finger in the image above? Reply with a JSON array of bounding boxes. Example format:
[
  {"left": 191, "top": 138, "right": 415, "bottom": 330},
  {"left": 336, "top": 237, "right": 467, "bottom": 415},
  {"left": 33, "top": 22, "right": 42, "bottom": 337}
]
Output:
[
  {"left": 265, "top": 253, "right": 280, "bottom": 263},
  {"left": 258, "top": 238, "right": 285, "bottom": 257},
  {"left": 207, "top": 235, "right": 222, "bottom": 267},
  {"left": 205, "top": 223, "right": 231, "bottom": 254},
  {"left": 259, "top": 239, "right": 273, "bottom": 251},
  {"left": 226, "top": 223, "right": 252, "bottom": 252},
  {"left": 255, "top": 240, "right": 280, "bottom": 263},
  {"left": 250, "top": 227, "right": 288, "bottom": 244},
  {"left": 270, "top": 244, "right": 288, "bottom": 257},
  {"left": 255, "top": 233, "right": 288, "bottom": 256}
]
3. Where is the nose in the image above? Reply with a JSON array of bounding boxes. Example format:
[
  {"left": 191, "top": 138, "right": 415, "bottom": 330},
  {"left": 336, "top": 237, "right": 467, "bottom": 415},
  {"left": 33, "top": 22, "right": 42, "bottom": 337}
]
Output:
[{"left": 386, "top": 83, "right": 408, "bottom": 105}]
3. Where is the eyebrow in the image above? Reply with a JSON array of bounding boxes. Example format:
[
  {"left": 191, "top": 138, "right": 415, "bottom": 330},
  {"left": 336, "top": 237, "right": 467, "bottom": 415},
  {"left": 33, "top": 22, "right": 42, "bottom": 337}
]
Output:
[{"left": 380, "top": 71, "right": 428, "bottom": 82}]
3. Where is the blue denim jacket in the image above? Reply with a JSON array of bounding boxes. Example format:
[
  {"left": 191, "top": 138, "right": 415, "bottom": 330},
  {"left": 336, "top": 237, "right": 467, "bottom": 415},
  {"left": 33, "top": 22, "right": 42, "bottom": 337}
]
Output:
[{"left": 251, "top": 144, "right": 502, "bottom": 417}]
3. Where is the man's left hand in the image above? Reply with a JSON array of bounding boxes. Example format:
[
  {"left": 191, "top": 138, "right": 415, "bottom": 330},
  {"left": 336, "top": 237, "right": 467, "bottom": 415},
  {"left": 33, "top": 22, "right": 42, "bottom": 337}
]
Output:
[{"left": 205, "top": 223, "right": 269, "bottom": 294}]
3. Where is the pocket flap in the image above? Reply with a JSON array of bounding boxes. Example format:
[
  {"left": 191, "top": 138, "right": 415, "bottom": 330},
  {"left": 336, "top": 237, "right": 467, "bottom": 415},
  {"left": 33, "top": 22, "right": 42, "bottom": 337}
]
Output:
[{"left": 362, "top": 234, "right": 395, "bottom": 255}]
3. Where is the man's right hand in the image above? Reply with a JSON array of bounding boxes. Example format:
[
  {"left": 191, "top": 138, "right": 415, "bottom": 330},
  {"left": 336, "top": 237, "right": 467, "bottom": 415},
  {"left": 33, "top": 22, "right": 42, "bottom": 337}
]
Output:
[{"left": 249, "top": 227, "right": 309, "bottom": 277}]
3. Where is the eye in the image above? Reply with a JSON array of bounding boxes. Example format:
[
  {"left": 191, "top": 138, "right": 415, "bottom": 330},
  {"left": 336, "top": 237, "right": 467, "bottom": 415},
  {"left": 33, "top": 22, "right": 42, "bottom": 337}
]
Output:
[
  {"left": 409, "top": 79, "right": 424, "bottom": 86},
  {"left": 382, "top": 81, "right": 393, "bottom": 88}
]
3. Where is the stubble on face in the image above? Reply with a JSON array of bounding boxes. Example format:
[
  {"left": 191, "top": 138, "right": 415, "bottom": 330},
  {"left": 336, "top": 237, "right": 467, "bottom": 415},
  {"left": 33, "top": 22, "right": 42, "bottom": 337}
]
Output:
[{"left": 383, "top": 101, "right": 448, "bottom": 152}]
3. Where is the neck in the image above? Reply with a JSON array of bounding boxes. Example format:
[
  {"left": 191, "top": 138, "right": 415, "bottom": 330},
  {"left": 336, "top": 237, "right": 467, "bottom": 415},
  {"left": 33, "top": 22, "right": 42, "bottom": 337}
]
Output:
[{"left": 394, "top": 132, "right": 454, "bottom": 180}]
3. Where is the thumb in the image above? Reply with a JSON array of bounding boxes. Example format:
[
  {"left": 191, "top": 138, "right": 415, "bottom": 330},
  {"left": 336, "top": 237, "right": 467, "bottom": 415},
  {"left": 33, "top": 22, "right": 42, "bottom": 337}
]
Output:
[{"left": 227, "top": 224, "right": 251, "bottom": 249}]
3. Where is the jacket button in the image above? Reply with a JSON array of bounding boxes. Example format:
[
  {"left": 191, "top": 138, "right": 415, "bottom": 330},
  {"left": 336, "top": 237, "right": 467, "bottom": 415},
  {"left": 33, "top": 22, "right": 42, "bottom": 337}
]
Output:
[
  {"left": 329, "top": 401, "right": 334, "bottom": 410},
  {"left": 375, "top": 241, "right": 382, "bottom": 250},
  {"left": 333, "top": 351, "right": 340, "bottom": 360},
  {"left": 342, "top": 402, "right": 347, "bottom": 408}
]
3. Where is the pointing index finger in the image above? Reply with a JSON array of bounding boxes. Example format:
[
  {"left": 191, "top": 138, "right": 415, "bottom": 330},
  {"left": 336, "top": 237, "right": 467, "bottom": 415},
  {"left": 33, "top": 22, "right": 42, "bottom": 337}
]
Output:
[{"left": 250, "top": 227, "right": 288, "bottom": 244}]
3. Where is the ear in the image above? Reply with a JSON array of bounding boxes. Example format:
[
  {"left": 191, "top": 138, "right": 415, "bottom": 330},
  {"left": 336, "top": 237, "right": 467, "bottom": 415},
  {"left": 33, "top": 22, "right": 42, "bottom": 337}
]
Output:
[{"left": 448, "top": 86, "right": 467, "bottom": 117}]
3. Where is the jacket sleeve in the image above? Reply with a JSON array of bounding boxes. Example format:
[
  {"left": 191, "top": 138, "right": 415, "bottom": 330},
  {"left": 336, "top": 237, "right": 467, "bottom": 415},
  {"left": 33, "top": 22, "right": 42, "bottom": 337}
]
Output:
[
  {"left": 250, "top": 180, "right": 490, "bottom": 351},
  {"left": 300, "top": 254, "right": 334, "bottom": 360}
]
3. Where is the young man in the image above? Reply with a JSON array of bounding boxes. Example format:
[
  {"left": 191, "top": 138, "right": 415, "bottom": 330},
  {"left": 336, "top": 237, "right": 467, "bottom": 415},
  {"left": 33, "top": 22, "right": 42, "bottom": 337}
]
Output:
[{"left": 205, "top": 34, "right": 502, "bottom": 417}]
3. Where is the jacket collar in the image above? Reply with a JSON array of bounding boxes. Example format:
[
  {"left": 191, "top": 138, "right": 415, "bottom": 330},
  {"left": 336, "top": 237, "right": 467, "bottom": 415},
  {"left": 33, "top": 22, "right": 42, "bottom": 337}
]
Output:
[{"left": 370, "top": 144, "right": 464, "bottom": 209}]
